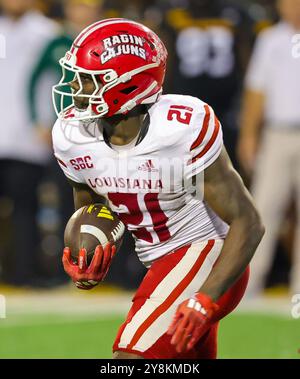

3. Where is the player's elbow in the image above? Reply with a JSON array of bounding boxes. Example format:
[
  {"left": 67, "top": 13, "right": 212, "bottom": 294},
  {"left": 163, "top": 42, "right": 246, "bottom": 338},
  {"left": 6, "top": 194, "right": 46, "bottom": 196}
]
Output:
[
  {"left": 250, "top": 214, "right": 265, "bottom": 244},
  {"left": 242, "top": 205, "right": 265, "bottom": 244}
]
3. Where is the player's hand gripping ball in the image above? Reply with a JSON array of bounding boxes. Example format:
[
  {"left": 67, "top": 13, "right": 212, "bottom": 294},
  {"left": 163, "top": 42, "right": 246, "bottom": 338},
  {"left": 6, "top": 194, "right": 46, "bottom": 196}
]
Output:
[{"left": 63, "top": 204, "right": 125, "bottom": 289}]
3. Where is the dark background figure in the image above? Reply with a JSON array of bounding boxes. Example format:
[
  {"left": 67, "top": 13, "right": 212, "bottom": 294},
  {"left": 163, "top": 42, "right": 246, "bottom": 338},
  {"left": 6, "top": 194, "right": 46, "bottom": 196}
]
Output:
[{"left": 164, "top": 0, "right": 254, "bottom": 169}]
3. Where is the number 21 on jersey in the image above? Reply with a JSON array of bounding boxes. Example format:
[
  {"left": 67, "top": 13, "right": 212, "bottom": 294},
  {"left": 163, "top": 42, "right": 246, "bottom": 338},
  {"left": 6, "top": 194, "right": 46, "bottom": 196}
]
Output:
[{"left": 167, "top": 105, "right": 193, "bottom": 125}]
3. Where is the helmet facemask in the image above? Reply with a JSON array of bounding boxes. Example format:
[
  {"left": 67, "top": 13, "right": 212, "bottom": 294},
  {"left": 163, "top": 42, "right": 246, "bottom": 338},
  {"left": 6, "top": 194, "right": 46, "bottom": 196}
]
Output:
[{"left": 52, "top": 56, "right": 120, "bottom": 122}]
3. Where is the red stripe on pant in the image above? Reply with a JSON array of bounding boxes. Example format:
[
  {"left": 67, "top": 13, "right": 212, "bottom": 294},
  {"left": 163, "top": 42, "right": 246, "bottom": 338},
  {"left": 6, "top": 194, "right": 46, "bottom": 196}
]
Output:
[
  {"left": 126, "top": 240, "right": 215, "bottom": 350},
  {"left": 141, "top": 267, "right": 249, "bottom": 359},
  {"left": 113, "top": 244, "right": 192, "bottom": 351}
]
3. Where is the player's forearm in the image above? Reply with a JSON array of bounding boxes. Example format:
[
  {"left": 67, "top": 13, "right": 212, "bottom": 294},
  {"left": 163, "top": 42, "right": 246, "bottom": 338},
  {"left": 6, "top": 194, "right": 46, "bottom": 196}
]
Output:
[
  {"left": 199, "top": 212, "right": 265, "bottom": 301},
  {"left": 67, "top": 179, "right": 107, "bottom": 210},
  {"left": 239, "top": 89, "right": 265, "bottom": 139},
  {"left": 73, "top": 188, "right": 107, "bottom": 211}
]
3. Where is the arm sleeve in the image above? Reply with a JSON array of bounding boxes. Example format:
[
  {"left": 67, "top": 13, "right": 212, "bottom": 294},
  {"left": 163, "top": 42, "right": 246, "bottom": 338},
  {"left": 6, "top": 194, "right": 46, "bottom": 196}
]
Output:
[
  {"left": 53, "top": 151, "right": 83, "bottom": 183},
  {"left": 52, "top": 120, "right": 84, "bottom": 184},
  {"left": 185, "top": 103, "right": 223, "bottom": 179}
]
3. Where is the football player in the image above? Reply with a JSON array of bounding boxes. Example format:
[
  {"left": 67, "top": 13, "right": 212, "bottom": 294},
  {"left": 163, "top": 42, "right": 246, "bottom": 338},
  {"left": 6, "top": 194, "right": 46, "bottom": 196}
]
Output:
[{"left": 52, "top": 19, "right": 265, "bottom": 359}]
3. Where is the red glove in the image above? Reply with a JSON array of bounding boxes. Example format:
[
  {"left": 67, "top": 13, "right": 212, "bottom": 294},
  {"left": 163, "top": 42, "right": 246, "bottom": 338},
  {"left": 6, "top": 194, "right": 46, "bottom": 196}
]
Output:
[
  {"left": 167, "top": 292, "right": 219, "bottom": 353},
  {"left": 62, "top": 242, "right": 116, "bottom": 290}
]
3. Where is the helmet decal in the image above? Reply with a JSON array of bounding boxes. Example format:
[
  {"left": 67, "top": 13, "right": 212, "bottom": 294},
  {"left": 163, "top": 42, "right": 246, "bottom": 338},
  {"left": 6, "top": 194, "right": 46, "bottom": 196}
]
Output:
[{"left": 101, "top": 34, "right": 147, "bottom": 64}]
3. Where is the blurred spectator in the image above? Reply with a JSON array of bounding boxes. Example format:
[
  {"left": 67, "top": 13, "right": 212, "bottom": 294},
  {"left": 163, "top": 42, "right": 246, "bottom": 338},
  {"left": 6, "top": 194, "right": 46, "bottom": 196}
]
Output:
[
  {"left": 164, "top": 0, "right": 254, "bottom": 168},
  {"left": 0, "top": 0, "right": 58, "bottom": 286},
  {"left": 238, "top": 0, "right": 300, "bottom": 296},
  {"left": 28, "top": 0, "right": 103, "bottom": 283}
]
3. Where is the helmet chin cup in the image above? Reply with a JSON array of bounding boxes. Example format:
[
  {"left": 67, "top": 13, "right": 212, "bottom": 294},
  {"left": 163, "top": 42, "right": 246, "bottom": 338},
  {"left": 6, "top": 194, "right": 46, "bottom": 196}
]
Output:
[{"left": 74, "top": 106, "right": 93, "bottom": 121}]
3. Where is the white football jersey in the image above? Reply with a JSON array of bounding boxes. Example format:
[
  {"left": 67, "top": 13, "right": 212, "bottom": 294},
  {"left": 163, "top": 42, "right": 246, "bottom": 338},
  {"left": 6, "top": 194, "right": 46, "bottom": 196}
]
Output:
[{"left": 52, "top": 94, "right": 228, "bottom": 266}]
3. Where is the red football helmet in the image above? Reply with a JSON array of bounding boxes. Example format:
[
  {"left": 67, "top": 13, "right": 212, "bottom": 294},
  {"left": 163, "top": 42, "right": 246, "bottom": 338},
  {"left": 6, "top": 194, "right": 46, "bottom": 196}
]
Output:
[{"left": 52, "top": 18, "right": 168, "bottom": 121}]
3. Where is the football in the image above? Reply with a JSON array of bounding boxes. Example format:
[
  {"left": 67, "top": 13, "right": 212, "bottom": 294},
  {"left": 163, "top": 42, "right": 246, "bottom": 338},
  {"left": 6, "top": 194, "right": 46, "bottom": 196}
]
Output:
[{"left": 64, "top": 203, "right": 125, "bottom": 264}]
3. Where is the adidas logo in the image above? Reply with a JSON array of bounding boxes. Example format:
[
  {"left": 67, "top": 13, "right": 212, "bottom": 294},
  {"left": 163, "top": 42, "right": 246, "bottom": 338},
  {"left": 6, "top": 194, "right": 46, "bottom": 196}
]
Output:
[{"left": 138, "top": 159, "right": 159, "bottom": 172}]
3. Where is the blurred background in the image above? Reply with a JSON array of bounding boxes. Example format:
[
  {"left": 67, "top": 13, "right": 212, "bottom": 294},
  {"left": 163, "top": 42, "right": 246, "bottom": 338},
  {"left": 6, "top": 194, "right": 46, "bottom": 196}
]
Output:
[{"left": 0, "top": 0, "right": 299, "bottom": 358}]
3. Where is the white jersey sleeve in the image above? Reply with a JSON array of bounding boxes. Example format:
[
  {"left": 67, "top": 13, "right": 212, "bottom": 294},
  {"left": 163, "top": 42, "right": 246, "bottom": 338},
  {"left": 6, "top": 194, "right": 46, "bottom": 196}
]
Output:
[
  {"left": 185, "top": 100, "right": 223, "bottom": 179},
  {"left": 51, "top": 118, "right": 84, "bottom": 184}
]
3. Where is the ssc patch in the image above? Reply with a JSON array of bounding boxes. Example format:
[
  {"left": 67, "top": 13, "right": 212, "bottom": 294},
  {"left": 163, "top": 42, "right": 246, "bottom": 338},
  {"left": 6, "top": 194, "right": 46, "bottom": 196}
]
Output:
[{"left": 100, "top": 34, "right": 147, "bottom": 64}]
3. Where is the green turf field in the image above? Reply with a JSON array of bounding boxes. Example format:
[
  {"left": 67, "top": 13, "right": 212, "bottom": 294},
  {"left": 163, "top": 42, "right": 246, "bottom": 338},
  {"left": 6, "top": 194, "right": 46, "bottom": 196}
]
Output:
[{"left": 0, "top": 312, "right": 299, "bottom": 358}]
